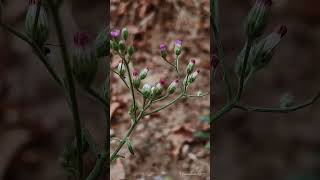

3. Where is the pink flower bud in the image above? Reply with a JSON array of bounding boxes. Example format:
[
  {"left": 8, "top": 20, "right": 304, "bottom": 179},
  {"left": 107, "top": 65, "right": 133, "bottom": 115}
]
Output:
[
  {"left": 160, "top": 44, "right": 168, "bottom": 58},
  {"left": 168, "top": 79, "right": 179, "bottom": 94},
  {"left": 186, "top": 59, "right": 196, "bottom": 74}
]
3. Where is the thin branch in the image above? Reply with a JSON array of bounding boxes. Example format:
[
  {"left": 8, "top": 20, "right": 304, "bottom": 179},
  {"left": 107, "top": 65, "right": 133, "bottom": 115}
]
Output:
[{"left": 235, "top": 91, "right": 320, "bottom": 113}]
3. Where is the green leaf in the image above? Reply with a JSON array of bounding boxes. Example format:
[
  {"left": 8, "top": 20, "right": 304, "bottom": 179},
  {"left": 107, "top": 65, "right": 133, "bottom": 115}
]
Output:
[{"left": 126, "top": 139, "right": 135, "bottom": 155}]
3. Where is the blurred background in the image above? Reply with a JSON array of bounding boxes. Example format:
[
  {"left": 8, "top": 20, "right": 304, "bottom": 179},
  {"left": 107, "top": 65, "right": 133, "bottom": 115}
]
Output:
[
  {"left": 0, "top": 0, "right": 107, "bottom": 179},
  {"left": 213, "top": 0, "right": 320, "bottom": 180},
  {"left": 110, "top": 0, "right": 210, "bottom": 179}
]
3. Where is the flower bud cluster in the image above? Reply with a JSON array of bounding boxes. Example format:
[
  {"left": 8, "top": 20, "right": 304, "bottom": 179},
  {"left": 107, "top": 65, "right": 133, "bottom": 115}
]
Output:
[
  {"left": 110, "top": 28, "right": 134, "bottom": 57},
  {"left": 159, "top": 40, "right": 182, "bottom": 65}
]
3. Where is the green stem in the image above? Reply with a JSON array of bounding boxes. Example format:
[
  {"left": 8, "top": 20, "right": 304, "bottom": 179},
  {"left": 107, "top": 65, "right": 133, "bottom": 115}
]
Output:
[
  {"left": 47, "top": 1, "right": 83, "bottom": 179},
  {"left": 144, "top": 93, "right": 184, "bottom": 116},
  {"left": 86, "top": 154, "right": 106, "bottom": 180},
  {"left": 0, "top": 22, "right": 63, "bottom": 86},
  {"left": 211, "top": 102, "right": 235, "bottom": 123},
  {"left": 211, "top": 0, "right": 232, "bottom": 100},
  {"left": 235, "top": 91, "right": 320, "bottom": 113},
  {"left": 123, "top": 58, "right": 138, "bottom": 120},
  {"left": 110, "top": 100, "right": 151, "bottom": 162},
  {"left": 112, "top": 69, "right": 130, "bottom": 89}
]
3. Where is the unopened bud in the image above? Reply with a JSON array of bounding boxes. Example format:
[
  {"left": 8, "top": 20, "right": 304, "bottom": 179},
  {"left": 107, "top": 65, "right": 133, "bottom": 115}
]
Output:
[
  {"left": 118, "top": 40, "right": 126, "bottom": 52},
  {"left": 186, "top": 59, "right": 196, "bottom": 74},
  {"left": 245, "top": 0, "right": 272, "bottom": 38},
  {"left": 117, "top": 63, "right": 126, "bottom": 77},
  {"left": 168, "top": 79, "right": 179, "bottom": 94},
  {"left": 139, "top": 67, "right": 149, "bottom": 80},
  {"left": 153, "top": 79, "right": 165, "bottom": 96},
  {"left": 121, "top": 27, "right": 128, "bottom": 41},
  {"left": 250, "top": 25, "right": 287, "bottom": 72},
  {"left": 142, "top": 83, "right": 152, "bottom": 99},
  {"left": 128, "top": 45, "right": 134, "bottom": 57},
  {"left": 72, "top": 32, "right": 97, "bottom": 87},
  {"left": 132, "top": 71, "right": 140, "bottom": 89},
  {"left": 188, "top": 69, "right": 200, "bottom": 84},
  {"left": 160, "top": 44, "right": 168, "bottom": 59},
  {"left": 174, "top": 40, "right": 182, "bottom": 56},
  {"left": 25, "top": 0, "right": 49, "bottom": 47}
]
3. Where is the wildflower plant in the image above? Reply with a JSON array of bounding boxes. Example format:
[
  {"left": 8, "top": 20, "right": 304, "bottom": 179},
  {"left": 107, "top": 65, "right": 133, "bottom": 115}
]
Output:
[
  {"left": 0, "top": 0, "right": 207, "bottom": 179},
  {"left": 211, "top": 0, "right": 320, "bottom": 123},
  {"left": 110, "top": 28, "right": 207, "bottom": 162}
]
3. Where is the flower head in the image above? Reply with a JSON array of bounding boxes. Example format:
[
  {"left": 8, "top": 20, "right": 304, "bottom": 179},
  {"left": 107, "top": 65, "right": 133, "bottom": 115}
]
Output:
[
  {"left": 133, "top": 70, "right": 140, "bottom": 88},
  {"left": 142, "top": 83, "right": 152, "bottom": 98},
  {"left": 160, "top": 44, "right": 168, "bottom": 59},
  {"left": 139, "top": 67, "right": 149, "bottom": 80},
  {"left": 168, "top": 79, "right": 179, "bottom": 94},
  {"left": 175, "top": 40, "right": 182, "bottom": 47},
  {"left": 187, "top": 69, "right": 200, "bottom": 84},
  {"left": 117, "top": 63, "right": 126, "bottom": 77},
  {"left": 186, "top": 59, "right": 196, "bottom": 74},
  {"left": 174, "top": 40, "right": 182, "bottom": 56},
  {"left": 110, "top": 29, "right": 120, "bottom": 39},
  {"left": 153, "top": 79, "right": 165, "bottom": 96}
]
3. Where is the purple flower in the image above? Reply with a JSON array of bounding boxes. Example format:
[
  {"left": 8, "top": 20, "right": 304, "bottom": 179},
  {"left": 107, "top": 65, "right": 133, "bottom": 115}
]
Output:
[
  {"left": 74, "top": 32, "right": 90, "bottom": 47},
  {"left": 160, "top": 44, "right": 167, "bottom": 58},
  {"left": 174, "top": 40, "right": 182, "bottom": 56},
  {"left": 110, "top": 29, "right": 120, "bottom": 39},
  {"left": 175, "top": 40, "right": 182, "bottom": 47},
  {"left": 160, "top": 44, "right": 167, "bottom": 51}
]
